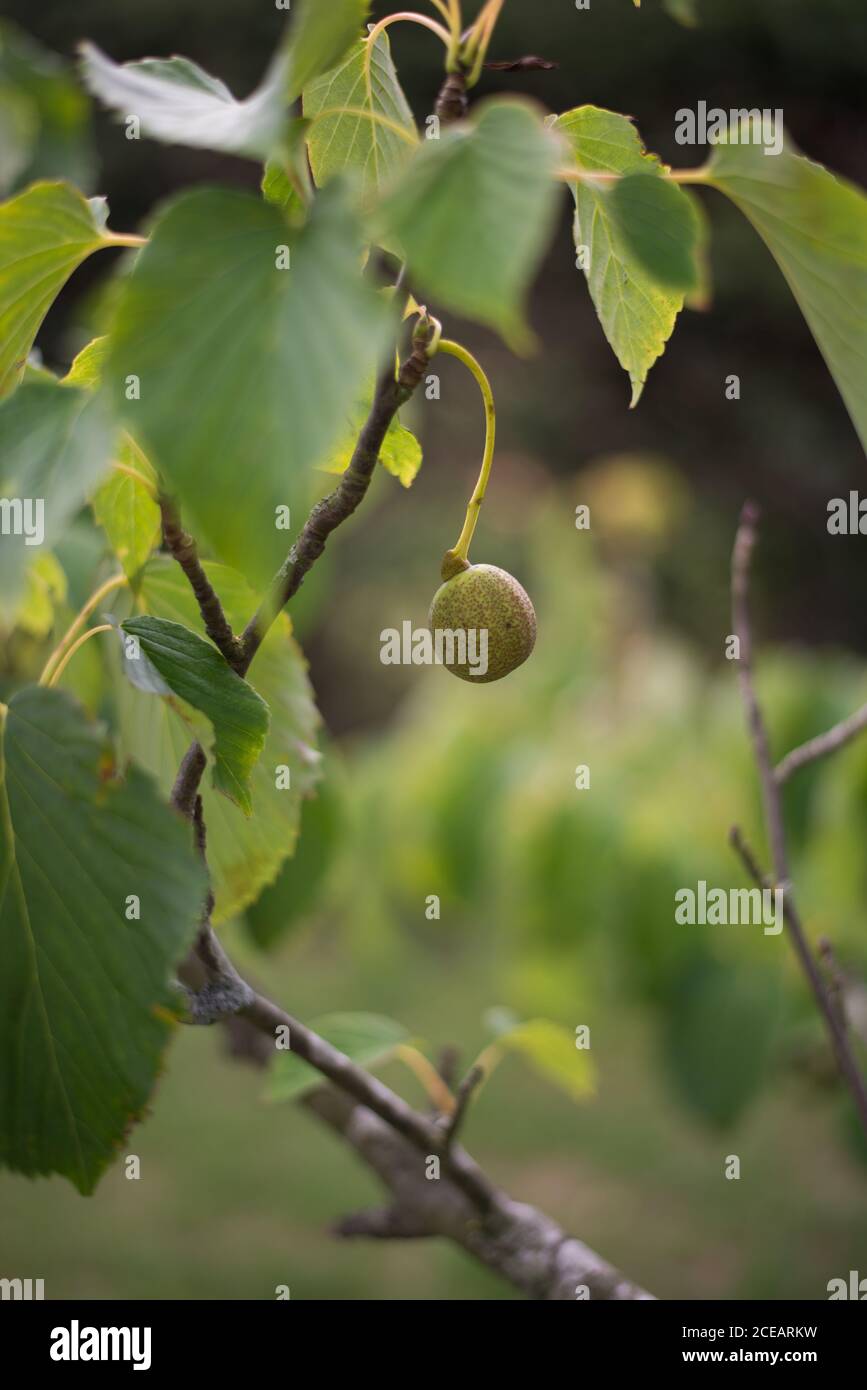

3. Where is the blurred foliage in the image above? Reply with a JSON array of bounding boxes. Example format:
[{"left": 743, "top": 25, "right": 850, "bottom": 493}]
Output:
[{"left": 1, "top": 0, "right": 866, "bottom": 1299}]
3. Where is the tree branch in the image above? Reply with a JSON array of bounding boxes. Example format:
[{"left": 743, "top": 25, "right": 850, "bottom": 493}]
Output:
[
  {"left": 160, "top": 494, "right": 244, "bottom": 671},
  {"left": 305, "top": 1088, "right": 652, "bottom": 1299},
  {"left": 730, "top": 503, "right": 867, "bottom": 1140},
  {"left": 775, "top": 700, "right": 867, "bottom": 785}
]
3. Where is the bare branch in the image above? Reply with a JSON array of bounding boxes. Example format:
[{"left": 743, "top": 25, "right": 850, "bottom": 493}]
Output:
[
  {"left": 160, "top": 494, "right": 244, "bottom": 670},
  {"left": 730, "top": 506, "right": 867, "bottom": 1140},
  {"left": 775, "top": 700, "right": 867, "bottom": 784},
  {"left": 170, "top": 742, "right": 207, "bottom": 820},
  {"left": 306, "top": 1088, "right": 653, "bottom": 1299}
]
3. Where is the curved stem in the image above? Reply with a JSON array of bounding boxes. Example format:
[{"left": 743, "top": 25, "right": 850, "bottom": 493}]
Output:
[
  {"left": 436, "top": 338, "right": 496, "bottom": 566},
  {"left": 463, "top": 0, "right": 505, "bottom": 84},
  {"left": 45, "top": 625, "right": 113, "bottom": 688},
  {"left": 38, "top": 572, "right": 127, "bottom": 685},
  {"left": 365, "top": 12, "right": 453, "bottom": 80}
]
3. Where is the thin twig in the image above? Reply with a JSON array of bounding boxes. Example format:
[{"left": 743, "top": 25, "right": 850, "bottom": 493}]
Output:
[
  {"left": 442, "top": 1065, "right": 484, "bottom": 1147},
  {"left": 775, "top": 701, "right": 867, "bottom": 785},
  {"left": 160, "top": 495, "right": 244, "bottom": 671},
  {"left": 730, "top": 505, "right": 867, "bottom": 1140}
]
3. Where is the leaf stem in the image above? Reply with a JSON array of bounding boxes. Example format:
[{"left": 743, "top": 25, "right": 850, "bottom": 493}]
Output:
[
  {"left": 555, "top": 165, "right": 706, "bottom": 185},
  {"left": 365, "top": 11, "right": 454, "bottom": 86},
  {"left": 38, "top": 572, "right": 127, "bottom": 685},
  {"left": 45, "top": 625, "right": 113, "bottom": 688},
  {"left": 395, "top": 1044, "right": 456, "bottom": 1114},
  {"left": 435, "top": 338, "right": 496, "bottom": 570},
  {"left": 104, "top": 233, "right": 147, "bottom": 248}
]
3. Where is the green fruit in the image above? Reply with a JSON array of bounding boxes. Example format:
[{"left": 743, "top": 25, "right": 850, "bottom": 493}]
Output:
[{"left": 428, "top": 562, "right": 536, "bottom": 683}]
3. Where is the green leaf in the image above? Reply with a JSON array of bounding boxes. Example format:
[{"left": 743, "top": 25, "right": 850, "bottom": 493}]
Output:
[
  {"left": 0, "top": 686, "right": 207, "bottom": 1193},
  {"left": 106, "top": 182, "right": 392, "bottom": 584},
  {"left": 0, "top": 181, "right": 116, "bottom": 397},
  {"left": 61, "top": 333, "right": 110, "bottom": 389},
  {"left": 554, "top": 105, "right": 701, "bottom": 404},
  {"left": 79, "top": 46, "right": 292, "bottom": 162},
  {"left": 320, "top": 388, "right": 422, "bottom": 487},
  {"left": 121, "top": 615, "right": 270, "bottom": 816},
  {"left": 60, "top": 336, "right": 162, "bottom": 582},
  {"left": 662, "top": 958, "right": 781, "bottom": 1128},
  {"left": 378, "top": 99, "right": 560, "bottom": 350},
  {"left": 303, "top": 33, "right": 417, "bottom": 200},
  {"left": 245, "top": 765, "right": 342, "bottom": 949},
  {"left": 497, "top": 1019, "right": 596, "bottom": 1102},
  {"left": 4, "top": 551, "right": 66, "bottom": 638},
  {"left": 91, "top": 437, "right": 161, "bottom": 581},
  {"left": 0, "top": 379, "right": 113, "bottom": 620},
  {"left": 80, "top": 0, "right": 368, "bottom": 158},
  {"left": 705, "top": 134, "right": 867, "bottom": 452},
  {"left": 265, "top": 1012, "right": 408, "bottom": 1103},
  {"left": 0, "top": 22, "right": 94, "bottom": 196},
  {"left": 113, "top": 558, "right": 320, "bottom": 923},
  {"left": 288, "top": 0, "right": 371, "bottom": 99}
]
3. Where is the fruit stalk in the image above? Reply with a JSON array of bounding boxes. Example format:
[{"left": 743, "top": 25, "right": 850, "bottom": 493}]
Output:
[{"left": 436, "top": 338, "right": 496, "bottom": 579}]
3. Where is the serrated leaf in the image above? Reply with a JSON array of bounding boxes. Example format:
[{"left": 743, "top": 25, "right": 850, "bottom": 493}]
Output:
[
  {"left": 265, "top": 1012, "right": 408, "bottom": 1102},
  {"left": 79, "top": 45, "right": 292, "bottom": 162},
  {"left": 303, "top": 32, "right": 417, "bottom": 200},
  {"left": 705, "top": 133, "right": 867, "bottom": 452},
  {"left": 121, "top": 615, "right": 270, "bottom": 816},
  {"left": 378, "top": 99, "right": 560, "bottom": 350},
  {"left": 497, "top": 1019, "right": 596, "bottom": 1102},
  {"left": 106, "top": 182, "right": 392, "bottom": 585},
  {"left": 113, "top": 558, "right": 320, "bottom": 923},
  {"left": 0, "top": 685, "right": 207, "bottom": 1193},
  {"left": 0, "top": 181, "right": 117, "bottom": 397},
  {"left": 288, "top": 0, "right": 371, "bottom": 99},
  {"left": 554, "top": 105, "right": 701, "bottom": 404},
  {"left": 0, "top": 379, "right": 113, "bottom": 620},
  {"left": 79, "top": 0, "right": 368, "bottom": 160}
]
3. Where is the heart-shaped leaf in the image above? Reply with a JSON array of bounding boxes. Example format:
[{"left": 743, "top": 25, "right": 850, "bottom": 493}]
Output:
[
  {"left": 554, "top": 105, "right": 702, "bottom": 404},
  {"left": 105, "top": 182, "right": 393, "bottom": 584},
  {"left": 0, "top": 181, "right": 119, "bottom": 397},
  {"left": 378, "top": 98, "right": 561, "bottom": 350}
]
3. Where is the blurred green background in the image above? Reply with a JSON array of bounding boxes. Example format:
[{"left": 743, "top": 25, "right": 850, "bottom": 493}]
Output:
[{"left": 1, "top": 0, "right": 866, "bottom": 1300}]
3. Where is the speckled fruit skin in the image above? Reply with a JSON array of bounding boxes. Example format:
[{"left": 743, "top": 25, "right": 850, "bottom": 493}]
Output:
[{"left": 428, "top": 563, "right": 536, "bottom": 683}]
